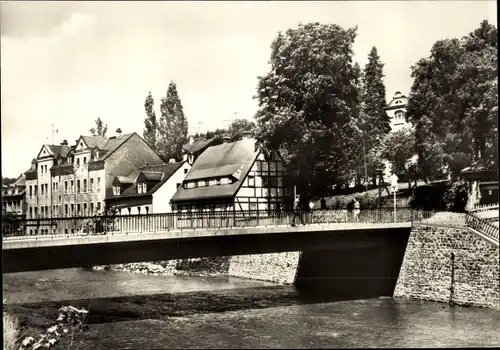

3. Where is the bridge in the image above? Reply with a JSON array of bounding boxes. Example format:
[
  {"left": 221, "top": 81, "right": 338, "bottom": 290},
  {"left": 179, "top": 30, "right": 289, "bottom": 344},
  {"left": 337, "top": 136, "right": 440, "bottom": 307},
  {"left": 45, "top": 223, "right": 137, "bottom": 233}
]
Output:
[{"left": 3, "top": 208, "right": 497, "bottom": 274}]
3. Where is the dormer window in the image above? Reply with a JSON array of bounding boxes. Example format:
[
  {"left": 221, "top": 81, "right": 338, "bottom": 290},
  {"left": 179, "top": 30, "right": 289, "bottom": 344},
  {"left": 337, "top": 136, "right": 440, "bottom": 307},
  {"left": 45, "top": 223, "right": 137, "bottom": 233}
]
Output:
[
  {"left": 113, "top": 186, "right": 121, "bottom": 196},
  {"left": 138, "top": 183, "right": 147, "bottom": 194}
]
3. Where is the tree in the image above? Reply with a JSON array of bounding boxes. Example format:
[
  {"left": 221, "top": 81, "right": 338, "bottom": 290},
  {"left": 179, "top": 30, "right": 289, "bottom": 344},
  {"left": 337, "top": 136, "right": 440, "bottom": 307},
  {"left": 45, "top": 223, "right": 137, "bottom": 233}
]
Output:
[
  {"left": 2, "top": 177, "right": 16, "bottom": 186},
  {"left": 157, "top": 82, "right": 189, "bottom": 161},
  {"left": 406, "top": 20, "right": 497, "bottom": 181},
  {"left": 143, "top": 91, "right": 157, "bottom": 150},
  {"left": 228, "top": 119, "right": 256, "bottom": 140},
  {"left": 254, "top": 23, "right": 362, "bottom": 203},
  {"left": 89, "top": 117, "right": 108, "bottom": 137},
  {"left": 361, "top": 47, "right": 390, "bottom": 140},
  {"left": 380, "top": 127, "right": 417, "bottom": 182},
  {"left": 351, "top": 47, "right": 391, "bottom": 188}
]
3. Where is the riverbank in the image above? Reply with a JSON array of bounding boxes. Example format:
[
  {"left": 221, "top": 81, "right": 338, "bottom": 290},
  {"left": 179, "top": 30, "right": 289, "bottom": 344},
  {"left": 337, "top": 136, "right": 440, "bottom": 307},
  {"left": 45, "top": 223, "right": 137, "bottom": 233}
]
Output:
[{"left": 92, "top": 252, "right": 300, "bottom": 285}]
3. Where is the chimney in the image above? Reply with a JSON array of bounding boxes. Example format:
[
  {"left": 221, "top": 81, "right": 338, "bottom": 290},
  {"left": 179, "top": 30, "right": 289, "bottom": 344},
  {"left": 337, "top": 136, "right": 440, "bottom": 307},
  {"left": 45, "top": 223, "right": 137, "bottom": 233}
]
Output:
[
  {"left": 116, "top": 128, "right": 122, "bottom": 138},
  {"left": 61, "top": 140, "right": 68, "bottom": 146},
  {"left": 169, "top": 158, "right": 177, "bottom": 164},
  {"left": 222, "top": 135, "right": 232, "bottom": 144},
  {"left": 189, "top": 135, "right": 194, "bottom": 145}
]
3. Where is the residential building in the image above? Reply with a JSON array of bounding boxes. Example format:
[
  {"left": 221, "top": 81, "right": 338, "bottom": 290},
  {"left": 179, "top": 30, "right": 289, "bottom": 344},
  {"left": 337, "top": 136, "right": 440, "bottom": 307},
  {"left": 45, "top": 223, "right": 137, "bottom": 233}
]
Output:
[
  {"left": 106, "top": 161, "right": 191, "bottom": 215},
  {"left": 384, "top": 91, "right": 412, "bottom": 133},
  {"left": 24, "top": 130, "right": 164, "bottom": 234},
  {"left": 461, "top": 165, "right": 499, "bottom": 209},
  {"left": 182, "top": 136, "right": 221, "bottom": 166},
  {"left": 170, "top": 136, "right": 292, "bottom": 213},
  {"left": 2, "top": 174, "right": 26, "bottom": 216},
  {"left": 381, "top": 91, "right": 416, "bottom": 182}
]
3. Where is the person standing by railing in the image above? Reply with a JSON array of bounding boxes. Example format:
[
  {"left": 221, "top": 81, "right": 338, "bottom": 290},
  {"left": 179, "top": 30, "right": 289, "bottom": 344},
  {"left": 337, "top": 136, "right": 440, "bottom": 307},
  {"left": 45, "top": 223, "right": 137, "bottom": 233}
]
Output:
[
  {"left": 353, "top": 197, "right": 360, "bottom": 222},
  {"left": 291, "top": 195, "right": 305, "bottom": 226}
]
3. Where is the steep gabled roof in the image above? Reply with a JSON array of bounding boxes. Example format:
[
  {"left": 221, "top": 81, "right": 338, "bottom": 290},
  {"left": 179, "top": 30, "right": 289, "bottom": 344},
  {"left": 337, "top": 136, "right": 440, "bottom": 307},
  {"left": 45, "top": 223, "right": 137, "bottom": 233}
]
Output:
[
  {"left": 109, "top": 162, "right": 186, "bottom": 199},
  {"left": 171, "top": 138, "right": 260, "bottom": 202},
  {"left": 80, "top": 135, "right": 108, "bottom": 150},
  {"left": 182, "top": 137, "right": 220, "bottom": 154}
]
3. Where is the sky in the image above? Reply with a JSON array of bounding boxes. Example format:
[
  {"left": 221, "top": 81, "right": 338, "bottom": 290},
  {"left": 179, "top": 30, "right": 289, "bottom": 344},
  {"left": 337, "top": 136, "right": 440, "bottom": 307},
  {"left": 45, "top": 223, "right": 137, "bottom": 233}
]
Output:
[{"left": 1, "top": 1, "right": 496, "bottom": 178}]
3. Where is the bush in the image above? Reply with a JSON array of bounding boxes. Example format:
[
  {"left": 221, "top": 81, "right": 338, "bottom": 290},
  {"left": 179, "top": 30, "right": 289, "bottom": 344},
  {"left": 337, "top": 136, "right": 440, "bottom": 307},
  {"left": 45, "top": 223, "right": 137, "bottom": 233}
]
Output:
[
  {"left": 3, "top": 312, "right": 20, "bottom": 350},
  {"left": 443, "top": 179, "right": 469, "bottom": 212},
  {"left": 409, "top": 180, "right": 451, "bottom": 210}
]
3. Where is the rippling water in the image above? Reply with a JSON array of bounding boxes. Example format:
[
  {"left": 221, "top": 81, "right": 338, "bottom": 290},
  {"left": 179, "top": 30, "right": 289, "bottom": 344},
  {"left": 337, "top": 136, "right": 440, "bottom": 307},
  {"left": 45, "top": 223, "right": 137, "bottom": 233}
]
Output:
[{"left": 4, "top": 268, "right": 500, "bottom": 349}]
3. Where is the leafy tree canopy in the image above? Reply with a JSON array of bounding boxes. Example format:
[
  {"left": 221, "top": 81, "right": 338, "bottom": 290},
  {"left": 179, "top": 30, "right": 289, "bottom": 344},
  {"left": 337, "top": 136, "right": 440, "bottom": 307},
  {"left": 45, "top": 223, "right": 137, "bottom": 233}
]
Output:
[
  {"left": 89, "top": 117, "right": 108, "bottom": 137},
  {"left": 254, "top": 22, "right": 362, "bottom": 199},
  {"left": 406, "top": 20, "right": 497, "bottom": 180}
]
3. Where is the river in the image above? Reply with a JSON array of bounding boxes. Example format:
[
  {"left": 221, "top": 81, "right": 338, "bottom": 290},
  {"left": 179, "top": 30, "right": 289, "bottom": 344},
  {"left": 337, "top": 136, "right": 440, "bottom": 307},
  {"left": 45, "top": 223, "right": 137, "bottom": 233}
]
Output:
[{"left": 3, "top": 268, "right": 500, "bottom": 349}]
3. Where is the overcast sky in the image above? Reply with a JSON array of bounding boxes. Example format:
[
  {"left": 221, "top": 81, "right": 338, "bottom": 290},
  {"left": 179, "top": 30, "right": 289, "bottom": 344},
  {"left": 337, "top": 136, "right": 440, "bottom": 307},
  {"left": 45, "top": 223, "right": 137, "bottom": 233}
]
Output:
[{"left": 1, "top": 1, "right": 496, "bottom": 178}]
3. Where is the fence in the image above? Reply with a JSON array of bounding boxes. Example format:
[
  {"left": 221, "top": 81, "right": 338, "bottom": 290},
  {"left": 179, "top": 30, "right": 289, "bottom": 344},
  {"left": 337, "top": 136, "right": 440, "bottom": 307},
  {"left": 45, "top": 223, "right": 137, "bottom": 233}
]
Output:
[
  {"left": 469, "top": 203, "right": 500, "bottom": 212},
  {"left": 465, "top": 212, "right": 500, "bottom": 242},
  {"left": 2, "top": 208, "right": 433, "bottom": 240}
]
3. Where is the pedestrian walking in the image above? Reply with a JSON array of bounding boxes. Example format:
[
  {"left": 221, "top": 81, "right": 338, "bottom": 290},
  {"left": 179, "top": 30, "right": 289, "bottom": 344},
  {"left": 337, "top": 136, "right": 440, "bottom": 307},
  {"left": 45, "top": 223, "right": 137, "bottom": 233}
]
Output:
[
  {"left": 320, "top": 197, "right": 327, "bottom": 210},
  {"left": 353, "top": 197, "right": 360, "bottom": 222},
  {"left": 291, "top": 194, "right": 305, "bottom": 226}
]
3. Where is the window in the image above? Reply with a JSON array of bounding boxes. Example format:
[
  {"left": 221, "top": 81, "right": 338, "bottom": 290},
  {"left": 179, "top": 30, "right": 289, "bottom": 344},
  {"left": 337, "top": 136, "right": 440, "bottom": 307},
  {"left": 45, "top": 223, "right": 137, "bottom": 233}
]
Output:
[
  {"left": 29, "top": 186, "right": 33, "bottom": 197},
  {"left": 127, "top": 208, "right": 131, "bottom": 215},
  {"left": 56, "top": 182, "right": 59, "bottom": 191},
  {"left": 83, "top": 157, "right": 87, "bottom": 166},
  {"left": 248, "top": 176, "right": 255, "bottom": 187},
  {"left": 29, "top": 207, "right": 33, "bottom": 218},
  {"left": 216, "top": 178, "right": 221, "bottom": 185},
  {"left": 84, "top": 203, "right": 88, "bottom": 215},
  {"left": 188, "top": 154, "right": 194, "bottom": 164},
  {"left": 97, "top": 177, "right": 101, "bottom": 191},
  {"left": 77, "top": 180, "right": 80, "bottom": 193},
  {"left": 71, "top": 204, "right": 74, "bottom": 215},
  {"left": 83, "top": 179, "right": 87, "bottom": 192},
  {"left": 65, "top": 204, "right": 69, "bottom": 216},
  {"left": 184, "top": 168, "right": 188, "bottom": 174},
  {"left": 97, "top": 202, "right": 101, "bottom": 212},
  {"left": 45, "top": 184, "right": 48, "bottom": 196},
  {"left": 34, "top": 207, "right": 38, "bottom": 218},
  {"left": 34, "top": 185, "right": 38, "bottom": 196},
  {"left": 250, "top": 203, "right": 258, "bottom": 211},
  {"left": 114, "top": 186, "right": 120, "bottom": 196},
  {"left": 137, "top": 207, "right": 141, "bottom": 215},
  {"left": 77, "top": 204, "right": 81, "bottom": 216},
  {"left": 90, "top": 202, "right": 94, "bottom": 214},
  {"left": 177, "top": 183, "right": 181, "bottom": 189},
  {"left": 76, "top": 158, "right": 80, "bottom": 167},
  {"left": 70, "top": 180, "right": 74, "bottom": 193},
  {"left": 65, "top": 181, "right": 68, "bottom": 194},
  {"left": 90, "top": 178, "right": 94, "bottom": 191},
  {"left": 59, "top": 196, "right": 62, "bottom": 204},
  {"left": 395, "top": 110, "right": 405, "bottom": 121},
  {"left": 145, "top": 206, "right": 149, "bottom": 215}
]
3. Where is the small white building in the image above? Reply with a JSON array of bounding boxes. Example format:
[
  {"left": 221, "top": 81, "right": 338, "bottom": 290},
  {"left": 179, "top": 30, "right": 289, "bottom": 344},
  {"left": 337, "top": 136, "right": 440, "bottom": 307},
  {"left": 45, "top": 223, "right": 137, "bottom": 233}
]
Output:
[{"left": 106, "top": 161, "right": 191, "bottom": 215}]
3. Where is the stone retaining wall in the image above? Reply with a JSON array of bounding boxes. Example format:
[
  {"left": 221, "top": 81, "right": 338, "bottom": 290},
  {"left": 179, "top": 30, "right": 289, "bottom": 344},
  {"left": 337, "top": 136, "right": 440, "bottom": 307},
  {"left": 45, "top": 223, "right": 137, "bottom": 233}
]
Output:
[
  {"left": 228, "top": 252, "right": 301, "bottom": 284},
  {"left": 394, "top": 224, "right": 499, "bottom": 310},
  {"left": 94, "top": 252, "right": 300, "bottom": 285}
]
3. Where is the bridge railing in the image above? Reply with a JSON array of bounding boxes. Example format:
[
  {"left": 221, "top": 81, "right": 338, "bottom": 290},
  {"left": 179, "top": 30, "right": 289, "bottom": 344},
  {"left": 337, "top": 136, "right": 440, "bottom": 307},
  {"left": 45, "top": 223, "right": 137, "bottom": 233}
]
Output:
[
  {"left": 2, "top": 208, "right": 433, "bottom": 239},
  {"left": 465, "top": 212, "right": 500, "bottom": 242}
]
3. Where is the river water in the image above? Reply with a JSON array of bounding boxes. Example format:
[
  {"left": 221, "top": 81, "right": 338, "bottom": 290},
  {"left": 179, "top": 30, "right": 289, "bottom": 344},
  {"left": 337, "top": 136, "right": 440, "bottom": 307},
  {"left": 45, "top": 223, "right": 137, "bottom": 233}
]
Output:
[{"left": 3, "top": 268, "right": 500, "bottom": 349}]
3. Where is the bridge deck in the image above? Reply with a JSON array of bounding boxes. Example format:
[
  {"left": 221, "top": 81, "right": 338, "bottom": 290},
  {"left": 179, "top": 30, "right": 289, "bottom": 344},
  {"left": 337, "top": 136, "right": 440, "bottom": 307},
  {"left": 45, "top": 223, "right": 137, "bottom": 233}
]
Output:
[{"left": 2, "top": 222, "right": 412, "bottom": 250}]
